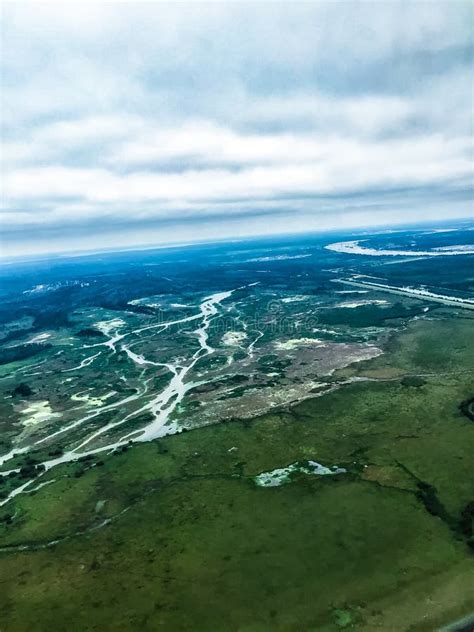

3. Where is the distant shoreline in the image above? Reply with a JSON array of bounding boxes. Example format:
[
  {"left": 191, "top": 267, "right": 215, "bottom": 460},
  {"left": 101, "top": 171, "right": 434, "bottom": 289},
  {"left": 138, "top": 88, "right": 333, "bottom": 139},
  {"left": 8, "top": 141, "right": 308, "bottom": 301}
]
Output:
[{"left": 325, "top": 239, "right": 474, "bottom": 257}]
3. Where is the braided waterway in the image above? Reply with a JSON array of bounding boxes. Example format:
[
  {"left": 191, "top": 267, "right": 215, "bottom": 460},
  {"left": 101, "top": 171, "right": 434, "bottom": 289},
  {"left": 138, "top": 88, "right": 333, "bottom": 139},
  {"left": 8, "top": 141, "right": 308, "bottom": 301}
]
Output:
[{"left": 0, "top": 289, "right": 238, "bottom": 506}]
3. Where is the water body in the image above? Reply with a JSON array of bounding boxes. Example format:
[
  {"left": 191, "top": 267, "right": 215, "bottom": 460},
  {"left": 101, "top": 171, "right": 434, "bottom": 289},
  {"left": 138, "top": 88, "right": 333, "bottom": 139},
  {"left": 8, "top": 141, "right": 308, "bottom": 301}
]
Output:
[{"left": 325, "top": 239, "right": 474, "bottom": 257}]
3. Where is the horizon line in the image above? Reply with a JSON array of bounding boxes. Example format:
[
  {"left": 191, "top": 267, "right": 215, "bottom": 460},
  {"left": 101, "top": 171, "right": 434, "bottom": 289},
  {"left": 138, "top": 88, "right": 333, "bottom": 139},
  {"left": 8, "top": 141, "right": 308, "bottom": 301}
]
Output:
[{"left": 1, "top": 215, "right": 472, "bottom": 266}]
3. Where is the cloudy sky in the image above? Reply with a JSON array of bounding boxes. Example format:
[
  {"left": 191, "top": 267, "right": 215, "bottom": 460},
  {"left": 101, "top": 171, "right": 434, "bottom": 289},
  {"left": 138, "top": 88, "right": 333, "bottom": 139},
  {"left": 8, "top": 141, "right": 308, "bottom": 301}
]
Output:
[{"left": 2, "top": 1, "right": 473, "bottom": 257}]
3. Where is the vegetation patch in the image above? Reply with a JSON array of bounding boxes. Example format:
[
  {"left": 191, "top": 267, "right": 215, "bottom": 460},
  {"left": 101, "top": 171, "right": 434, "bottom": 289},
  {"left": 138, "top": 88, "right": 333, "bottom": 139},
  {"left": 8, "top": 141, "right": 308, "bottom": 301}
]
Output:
[
  {"left": 459, "top": 397, "right": 474, "bottom": 422},
  {"left": 401, "top": 375, "right": 426, "bottom": 388}
]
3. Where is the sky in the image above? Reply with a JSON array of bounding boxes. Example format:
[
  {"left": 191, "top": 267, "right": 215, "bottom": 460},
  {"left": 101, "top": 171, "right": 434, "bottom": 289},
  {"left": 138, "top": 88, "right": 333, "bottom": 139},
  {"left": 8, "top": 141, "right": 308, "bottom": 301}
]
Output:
[{"left": 1, "top": 1, "right": 473, "bottom": 258}]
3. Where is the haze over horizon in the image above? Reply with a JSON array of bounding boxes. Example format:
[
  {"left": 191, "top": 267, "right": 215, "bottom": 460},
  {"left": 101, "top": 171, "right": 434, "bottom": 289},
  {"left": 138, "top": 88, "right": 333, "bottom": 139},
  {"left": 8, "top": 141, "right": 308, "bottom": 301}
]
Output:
[{"left": 2, "top": 1, "right": 473, "bottom": 257}]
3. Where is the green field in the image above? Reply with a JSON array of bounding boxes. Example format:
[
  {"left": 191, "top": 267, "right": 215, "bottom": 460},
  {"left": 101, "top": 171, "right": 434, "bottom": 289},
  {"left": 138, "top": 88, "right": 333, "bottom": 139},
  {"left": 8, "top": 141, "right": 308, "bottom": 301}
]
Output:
[{"left": 1, "top": 316, "right": 473, "bottom": 631}]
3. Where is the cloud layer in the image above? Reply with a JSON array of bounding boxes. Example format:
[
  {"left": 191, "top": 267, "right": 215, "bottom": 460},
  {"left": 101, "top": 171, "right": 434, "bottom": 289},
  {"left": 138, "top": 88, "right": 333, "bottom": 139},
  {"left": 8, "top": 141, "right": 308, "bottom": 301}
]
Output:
[{"left": 2, "top": 1, "right": 473, "bottom": 257}]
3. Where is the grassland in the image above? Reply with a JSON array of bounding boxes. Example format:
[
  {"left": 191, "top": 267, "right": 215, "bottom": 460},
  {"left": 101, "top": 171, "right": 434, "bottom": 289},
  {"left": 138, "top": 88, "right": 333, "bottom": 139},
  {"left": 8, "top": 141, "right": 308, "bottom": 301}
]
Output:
[{"left": 0, "top": 315, "right": 473, "bottom": 631}]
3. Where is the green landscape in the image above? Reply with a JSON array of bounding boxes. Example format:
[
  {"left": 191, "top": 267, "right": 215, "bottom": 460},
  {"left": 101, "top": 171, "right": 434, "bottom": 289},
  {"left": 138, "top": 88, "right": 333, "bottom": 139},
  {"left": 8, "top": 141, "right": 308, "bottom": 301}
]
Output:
[
  {"left": 1, "top": 307, "right": 473, "bottom": 631},
  {"left": 3, "top": 2, "right": 474, "bottom": 629}
]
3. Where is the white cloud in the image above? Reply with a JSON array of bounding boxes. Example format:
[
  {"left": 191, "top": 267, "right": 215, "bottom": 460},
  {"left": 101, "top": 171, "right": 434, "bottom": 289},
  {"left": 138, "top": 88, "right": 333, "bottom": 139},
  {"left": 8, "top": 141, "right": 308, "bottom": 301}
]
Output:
[
  {"left": 1, "top": 1, "right": 472, "bottom": 256},
  {"left": 3, "top": 129, "right": 471, "bottom": 227}
]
